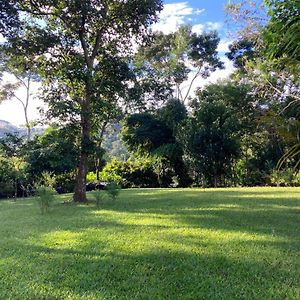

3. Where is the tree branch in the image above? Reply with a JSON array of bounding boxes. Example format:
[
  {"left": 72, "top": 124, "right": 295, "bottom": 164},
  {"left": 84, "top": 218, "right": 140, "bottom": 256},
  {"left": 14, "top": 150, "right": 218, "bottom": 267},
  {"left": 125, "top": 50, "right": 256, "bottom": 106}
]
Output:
[
  {"left": 182, "top": 67, "right": 201, "bottom": 103},
  {"left": 78, "top": 16, "right": 92, "bottom": 68}
]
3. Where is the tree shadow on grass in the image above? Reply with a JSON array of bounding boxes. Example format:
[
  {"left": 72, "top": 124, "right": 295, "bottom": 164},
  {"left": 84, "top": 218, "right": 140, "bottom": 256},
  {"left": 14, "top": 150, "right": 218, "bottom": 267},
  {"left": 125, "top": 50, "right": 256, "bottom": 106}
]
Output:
[
  {"left": 0, "top": 237, "right": 298, "bottom": 300},
  {"left": 1, "top": 188, "right": 299, "bottom": 247},
  {"left": 108, "top": 189, "right": 300, "bottom": 240},
  {"left": 1, "top": 189, "right": 299, "bottom": 299}
]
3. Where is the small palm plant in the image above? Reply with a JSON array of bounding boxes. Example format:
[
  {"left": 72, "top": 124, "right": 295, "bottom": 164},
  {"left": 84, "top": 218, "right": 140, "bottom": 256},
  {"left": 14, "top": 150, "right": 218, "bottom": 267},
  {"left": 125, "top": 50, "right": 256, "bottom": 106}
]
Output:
[
  {"left": 91, "top": 189, "right": 105, "bottom": 207},
  {"left": 35, "top": 172, "right": 57, "bottom": 214},
  {"left": 105, "top": 182, "right": 121, "bottom": 202},
  {"left": 35, "top": 185, "right": 56, "bottom": 214}
]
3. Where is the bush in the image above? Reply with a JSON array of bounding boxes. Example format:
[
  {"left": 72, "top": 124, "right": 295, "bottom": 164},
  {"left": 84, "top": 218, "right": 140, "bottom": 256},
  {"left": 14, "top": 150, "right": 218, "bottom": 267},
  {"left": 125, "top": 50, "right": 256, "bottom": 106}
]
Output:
[
  {"left": 87, "top": 172, "right": 97, "bottom": 183},
  {"left": 35, "top": 185, "right": 57, "bottom": 214},
  {"left": 0, "top": 155, "right": 29, "bottom": 199},
  {"left": 99, "top": 158, "right": 159, "bottom": 188},
  {"left": 269, "top": 169, "right": 300, "bottom": 186},
  {"left": 91, "top": 189, "right": 105, "bottom": 207},
  {"left": 105, "top": 182, "right": 120, "bottom": 202},
  {"left": 38, "top": 171, "right": 56, "bottom": 188},
  {"left": 55, "top": 172, "right": 76, "bottom": 193},
  {"left": 234, "top": 159, "right": 268, "bottom": 186}
]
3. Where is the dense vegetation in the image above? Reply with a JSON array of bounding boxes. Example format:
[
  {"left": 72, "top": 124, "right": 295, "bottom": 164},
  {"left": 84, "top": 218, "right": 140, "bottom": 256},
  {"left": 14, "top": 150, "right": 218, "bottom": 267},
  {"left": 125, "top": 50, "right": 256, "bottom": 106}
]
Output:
[
  {"left": 0, "top": 188, "right": 299, "bottom": 299},
  {"left": 0, "top": 1, "right": 299, "bottom": 298},
  {"left": 0, "top": 0, "right": 299, "bottom": 199}
]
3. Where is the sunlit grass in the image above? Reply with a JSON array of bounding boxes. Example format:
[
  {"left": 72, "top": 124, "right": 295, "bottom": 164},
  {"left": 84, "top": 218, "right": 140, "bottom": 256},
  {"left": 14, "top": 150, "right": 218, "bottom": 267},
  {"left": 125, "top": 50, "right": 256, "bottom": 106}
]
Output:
[{"left": 0, "top": 187, "right": 299, "bottom": 299}]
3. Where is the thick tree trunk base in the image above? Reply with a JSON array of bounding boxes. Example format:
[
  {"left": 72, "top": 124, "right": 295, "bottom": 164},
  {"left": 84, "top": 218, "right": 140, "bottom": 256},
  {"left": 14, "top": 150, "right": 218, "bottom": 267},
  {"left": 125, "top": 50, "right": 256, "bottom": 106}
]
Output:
[
  {"left": 73, "top": 189, "right": 87, "bottom": 203},
  {"left": 73, "top": 152, "right": 89, "bottom": 203}
]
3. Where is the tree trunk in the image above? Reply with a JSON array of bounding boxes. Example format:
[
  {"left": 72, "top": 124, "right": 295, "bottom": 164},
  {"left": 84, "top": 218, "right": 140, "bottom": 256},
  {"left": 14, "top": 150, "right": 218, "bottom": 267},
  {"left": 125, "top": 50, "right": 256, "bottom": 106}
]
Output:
[
  {"left": 73, "top": 150, "right": 89, "bottom": 202},
  {"left": 73, "top": 94, "right": 91, "bottom": 203}
]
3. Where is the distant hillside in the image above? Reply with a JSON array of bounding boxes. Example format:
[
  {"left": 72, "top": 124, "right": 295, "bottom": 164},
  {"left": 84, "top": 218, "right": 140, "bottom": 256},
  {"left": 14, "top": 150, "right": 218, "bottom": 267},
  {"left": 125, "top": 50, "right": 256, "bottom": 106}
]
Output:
[{"left": 0, "top": 120, "right": 44, "bottom": 139}]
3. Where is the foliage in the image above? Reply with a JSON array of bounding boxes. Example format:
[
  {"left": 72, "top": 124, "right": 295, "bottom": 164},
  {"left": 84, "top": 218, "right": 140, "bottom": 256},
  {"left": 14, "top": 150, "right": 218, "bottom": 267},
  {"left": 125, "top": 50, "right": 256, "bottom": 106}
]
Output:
[
  {"left": 177, "top": 82, "right": 251, "bottom": 186},
  {"left": 91, "top": 189, "right": 105, "bottom": 207},
  {"left": 55, "top": 172, "right": 76, "bottom": 194},
  {"left": 35, "top": 185, "right": 56, "bottom": 214},
  {"left": 0, "top": 155, "right": 16, "bottom": 198},
  {"left": 132, "top": 26, "right": 223, "bottom": 107},
  {"left": 86, "top": 172, "right": 98, "bottom": 183},
  {"left": 100, "top": 158, "right": 159, "bottom": 188},
  {"left": 269, "top": 168, "right": 300, "bottom": 187},
  {"left": 0, "top": 152, "right": 28, "bottom": 199},
  {"left": 34, "top": 171, "right": 57, "bottom": 213},
  {"left": 226, "top": 39, "right": 257, "bottom": 72},
  {"left": 122, "top": 99, "right": 190, "bottom": 187},
  {"left": 0, "top": 133, "right": 25, "bottom": 157},
  {"left": 122, "top": 113, "right": 174, "bottom": 154},
  {"left": 264, "top": 0, "right": 300, "bottom": 75},
  {"left": 261, "top": 0, "right": 300, "bottom": 170},
  {"left": 26, "top": 126, "right": 79, "bottom": 176},
  {"left": 36, "top": 171, "right": 56, "bottom": 189},
  {"left": 105, "top": 182, "right": 120, "bottom": 202},
  {"left": 157, "top": 98, "right": 187, "bottom": 134}
]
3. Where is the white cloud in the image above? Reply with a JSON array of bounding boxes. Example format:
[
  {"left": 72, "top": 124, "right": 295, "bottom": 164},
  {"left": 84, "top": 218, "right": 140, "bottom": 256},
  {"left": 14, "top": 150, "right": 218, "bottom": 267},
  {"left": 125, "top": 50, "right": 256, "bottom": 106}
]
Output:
[
  {"left": 204, "top": 58, "right": 235, "bottom": 85},
  {"left": 217, "top": 40, "right": 232, "bottom": 53},
  {"left": 192, "top": 24, "right": 205, "bottom": 35},
  {"left": 152, "top": 2, "right": 202, "bottom": 34},
  {"left": 195, "top": 8, "right": 205, "bottom": 15},
  {"left": 151, "top": 3, "right": 222, "bottom": 35},
  {"left": 206, "top": 21, "right": 222, "bottom": 31}
]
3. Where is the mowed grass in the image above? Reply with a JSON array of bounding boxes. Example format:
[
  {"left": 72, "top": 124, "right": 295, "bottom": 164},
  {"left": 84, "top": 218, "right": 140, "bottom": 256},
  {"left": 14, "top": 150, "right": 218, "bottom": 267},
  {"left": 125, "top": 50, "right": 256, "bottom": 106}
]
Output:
[{"left": 0, "top": 187, "right": 299, "bottom": 299}]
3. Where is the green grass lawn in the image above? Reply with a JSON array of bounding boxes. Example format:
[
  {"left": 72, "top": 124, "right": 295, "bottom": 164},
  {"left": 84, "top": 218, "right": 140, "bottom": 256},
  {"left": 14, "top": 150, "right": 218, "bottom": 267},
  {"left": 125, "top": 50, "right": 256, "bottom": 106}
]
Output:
[{"left": 0, "top": 187, "right": 299, "bottom": 299}]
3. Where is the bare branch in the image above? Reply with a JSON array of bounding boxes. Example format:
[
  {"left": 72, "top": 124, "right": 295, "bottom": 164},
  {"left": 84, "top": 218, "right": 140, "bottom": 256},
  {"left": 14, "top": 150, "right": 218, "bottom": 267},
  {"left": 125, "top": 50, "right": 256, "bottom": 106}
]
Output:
[{"left": 182, "top": 68, "right": 201, "bottom": 103}]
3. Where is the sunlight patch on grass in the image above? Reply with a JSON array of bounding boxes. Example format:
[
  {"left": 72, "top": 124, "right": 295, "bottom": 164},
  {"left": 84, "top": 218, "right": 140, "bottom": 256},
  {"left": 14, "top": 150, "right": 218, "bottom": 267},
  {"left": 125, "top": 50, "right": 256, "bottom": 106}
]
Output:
[{"left": 0, "top": 187, "right": 299, "bottom": 299}]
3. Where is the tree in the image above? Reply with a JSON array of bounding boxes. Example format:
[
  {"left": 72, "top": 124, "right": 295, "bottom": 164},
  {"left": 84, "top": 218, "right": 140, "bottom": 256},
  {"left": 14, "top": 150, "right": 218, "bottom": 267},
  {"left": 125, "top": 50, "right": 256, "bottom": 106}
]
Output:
[
  {"left": 179, "top": 89, "right": 241, "bottom": 187},
  {"left": 262, "top": 0, "right": 300, "bottom": 171},
  {"left": 132, "top": 26, "right": 224, "bottom": 108},
  {"left": 180, "top": 103, "right": 240, "bottom": 187},
  {"left": 226, "top": 0, "right": 300, "bottom": 171},
  {"left": 1, "top": 0, "right": 163, "bottom": 202},
  {"left": 122, "top": 113, "right": 174, "bottom": 154},
  {"left": 264, "top": 0, "right": 300, "bottom": 75},
  {"left": 0, "top": 133, "right": 28, "bottom": 198},
  {"left": 0, "top": 47, "right": 39, "bottom": 140},
  {"left": 226, "top": 39, "right": 256, "bottom": 72},
  {"left": 122, "top": 99, "right": 190, "bottom": 187},
  {"left": 226, "top": 0, "right": 300, "bottom": 102},
  {"left": 26, "top": 126, "right": 79, "bottom": 177}
]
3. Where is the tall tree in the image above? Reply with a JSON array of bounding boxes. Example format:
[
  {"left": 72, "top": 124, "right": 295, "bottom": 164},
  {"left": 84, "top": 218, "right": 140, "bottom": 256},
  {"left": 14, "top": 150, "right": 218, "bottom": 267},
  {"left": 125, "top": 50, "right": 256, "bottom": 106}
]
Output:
[
  {"left": 1, "top": 0, "right": 163, "bottom": 202},
  {"left": 179, "top": 99, "right": 240, "bottom": 187},
  {"left": 132, "top": 26, "right": 223, "bottom": 108},
  {"left": 226, "top": 0, "right": 300, "bottom": 171},
  {"left": 0, "top": 47, "right": 39, "bottom": 140}
]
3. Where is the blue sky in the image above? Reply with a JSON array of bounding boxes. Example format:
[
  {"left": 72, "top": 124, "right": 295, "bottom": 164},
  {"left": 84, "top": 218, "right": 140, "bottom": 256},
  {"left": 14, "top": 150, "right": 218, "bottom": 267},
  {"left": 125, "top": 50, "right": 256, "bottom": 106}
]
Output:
[
  {"left": 163, "top": 0, "right": 228, "bottom": 36},
  {"left": 153, "top": 1, "right": 232, "bottom": 53}
]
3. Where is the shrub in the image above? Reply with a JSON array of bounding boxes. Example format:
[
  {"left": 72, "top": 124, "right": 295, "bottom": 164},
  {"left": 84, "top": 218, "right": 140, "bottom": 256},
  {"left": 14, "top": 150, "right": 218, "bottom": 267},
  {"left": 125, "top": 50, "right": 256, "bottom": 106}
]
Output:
[
  {"left": 38, "top": 171, "right": 56, "bottom": 188},
  {"left": 105, "top": 182, "right": 120, "bottom": 202},
  {"left": 269, "top": 169, "right": 300, "bottom": 186},
  {"left": 99, "top": 158, "right": 159, "bottom": 188},
  {"left": 87, "top": 172, "right": 97, "bottom": 183},
  {"left": 55, "top": 172, "right": 76, "bottom": 193},
  {"left": 91, "top": 189, "right": 105, "bottom": 207},
  {"left": 35, "top": 185, "right": 57, "bottom": 214}
]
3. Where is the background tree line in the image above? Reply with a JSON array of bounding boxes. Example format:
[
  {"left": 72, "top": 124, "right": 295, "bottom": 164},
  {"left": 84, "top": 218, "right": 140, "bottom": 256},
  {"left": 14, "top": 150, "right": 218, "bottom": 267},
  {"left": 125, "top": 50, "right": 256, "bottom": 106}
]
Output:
[{"left": 0, "top": 0, "right": 299, "bottom": 199}]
